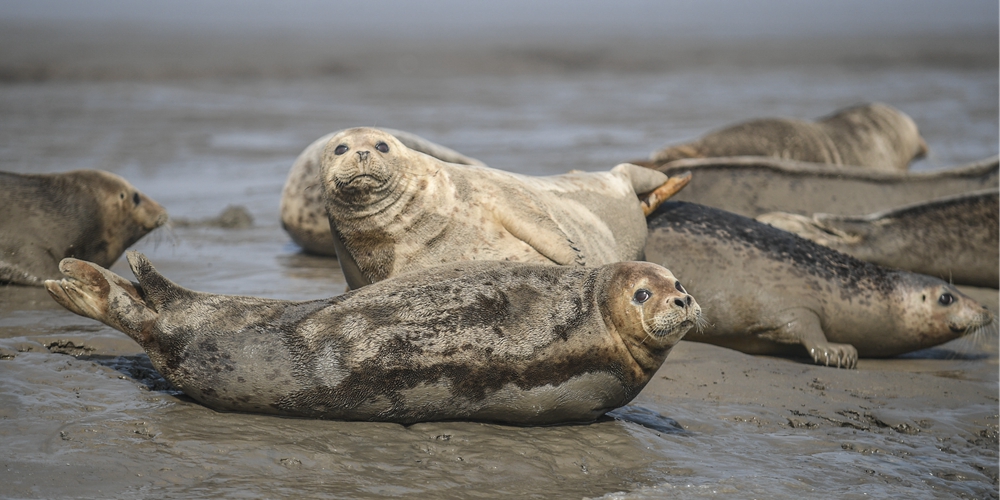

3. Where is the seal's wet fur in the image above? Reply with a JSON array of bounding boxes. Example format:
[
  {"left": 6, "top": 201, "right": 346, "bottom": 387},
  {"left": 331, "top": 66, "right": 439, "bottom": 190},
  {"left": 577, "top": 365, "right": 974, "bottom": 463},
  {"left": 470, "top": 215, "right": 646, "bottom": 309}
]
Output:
[
  {"left": 46, "top": 252, "right": 699, "bottom": 424},
  {"left": 0, "top": 170, "right": 167, "bottom": 286},
  {"left": 645, "top": 202, "right": 993, "bottom": 368}
]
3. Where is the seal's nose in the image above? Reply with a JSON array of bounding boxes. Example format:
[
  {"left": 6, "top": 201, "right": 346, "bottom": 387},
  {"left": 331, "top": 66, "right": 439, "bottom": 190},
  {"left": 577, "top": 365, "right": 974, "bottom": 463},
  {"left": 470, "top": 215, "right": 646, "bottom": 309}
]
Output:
[
  {"left": 357, "top": 150, "right": 369, "bottom": 161},
  {"left": 672, "top": 295, "right": 694, "bottom": 308}
]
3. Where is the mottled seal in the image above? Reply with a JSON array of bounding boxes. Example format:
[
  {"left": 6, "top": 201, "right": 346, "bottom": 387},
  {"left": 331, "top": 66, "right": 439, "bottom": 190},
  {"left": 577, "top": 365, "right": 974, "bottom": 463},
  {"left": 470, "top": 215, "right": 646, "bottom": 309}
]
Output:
[
  {"left": 321, "top": 127, "right": 686, "bottom": 289},
  {"left": 644, "top": 103, "right": 927, "bottom": 171},
  {"left": 0, "top": 170, "right": 168, "bottom": 286},
  {"left": 645, "top": 202, "right": 994, "bottom": 368},
  {"left": 758, "top": 189, "right": 999, "bottom": 288},
  {"left": 641, "top": 155, "right": 998, "bottom": 219},
  {"left": 45, "top": 252, "right": 700, "bottom": 424},
  {"left": 281, "top": 128, "right": 486, "bottom": 256}
]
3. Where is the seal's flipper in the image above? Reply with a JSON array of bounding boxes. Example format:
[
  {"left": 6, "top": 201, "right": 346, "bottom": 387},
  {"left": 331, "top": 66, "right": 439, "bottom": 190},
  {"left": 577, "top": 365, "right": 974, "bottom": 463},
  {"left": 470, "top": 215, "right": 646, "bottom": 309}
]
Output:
[
  {"left": 0, "top": 259, "right": 42, "bottom": 286},
  {"left": 45, "top": 257, "right": 158, "bottom": 345},
  {"left": 640, "top": 172, "right": 693, "bottom": 216},
  {"left": 494, "top": 204, "right": 584, "bottom": 266},
  {"left": 125, "top": 251, "right": 198, "bottom": 312},
  {"left": 763, "top": 308, "right": 858, "bottom": 369},
  {"left": 612, "top": 163, "right": 671, "bottom": 194}
]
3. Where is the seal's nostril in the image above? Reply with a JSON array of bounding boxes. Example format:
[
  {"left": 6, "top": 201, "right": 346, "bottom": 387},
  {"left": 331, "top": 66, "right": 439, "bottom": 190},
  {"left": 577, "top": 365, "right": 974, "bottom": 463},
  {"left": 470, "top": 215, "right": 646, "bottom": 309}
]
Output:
[
  {"left": 357, "top": 150, "right": 369, "bottom": 160},
  {"left": 674, "top": 298, "right": 685, "bottom": 308},
  {"left": 685, "top": 296, "right": 692, "bottom": 306}
]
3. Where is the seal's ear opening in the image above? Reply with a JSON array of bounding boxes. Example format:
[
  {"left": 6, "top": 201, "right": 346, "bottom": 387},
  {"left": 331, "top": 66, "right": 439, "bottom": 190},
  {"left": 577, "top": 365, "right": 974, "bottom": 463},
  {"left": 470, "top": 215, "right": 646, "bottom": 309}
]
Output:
[{"left": 126, "top": 251, "right": 196, "bottom": 311}]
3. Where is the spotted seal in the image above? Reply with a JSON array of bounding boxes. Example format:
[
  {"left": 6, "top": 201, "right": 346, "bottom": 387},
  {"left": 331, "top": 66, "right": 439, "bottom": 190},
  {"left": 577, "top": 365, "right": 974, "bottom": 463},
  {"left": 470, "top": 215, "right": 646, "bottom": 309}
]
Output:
[
  {"left": 637, "top": 155, "right": 998, "bottom": 219},
  {"left": 644, "top": 103, "right": 927, "bottom": 171},
  {"left": 45, "top": 252, "right": 700, "bottom": 424},
  {"left": 757, "top": 189, "right": 999, "bottom": 288},
  {"left": 281, "top": 128, "right": 486, "bottom": 256},
  {"left": 0, "top": 170, "right": 168, "bottom": 286},
  {"left": 645, "top": 202, "right": 994, "bottom": 368},
  {"left": 321, "top": 127, "right": 687, "bottom": 289}
]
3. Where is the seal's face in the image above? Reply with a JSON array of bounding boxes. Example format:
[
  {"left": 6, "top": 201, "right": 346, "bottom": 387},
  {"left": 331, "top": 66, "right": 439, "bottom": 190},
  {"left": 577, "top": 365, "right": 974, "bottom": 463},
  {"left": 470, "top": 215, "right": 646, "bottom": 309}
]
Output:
[
  {"left": 321, "top": 127, "right": 410, "bottom": 207},
  {"left": 900, "top": 281, "right": 994, "bottom": 346},
  {"left": 82, "top": 171, "right": 168, "bottom": 267},
  {"left": 601, "top": 262, "right": 701, "bottom": 372}
]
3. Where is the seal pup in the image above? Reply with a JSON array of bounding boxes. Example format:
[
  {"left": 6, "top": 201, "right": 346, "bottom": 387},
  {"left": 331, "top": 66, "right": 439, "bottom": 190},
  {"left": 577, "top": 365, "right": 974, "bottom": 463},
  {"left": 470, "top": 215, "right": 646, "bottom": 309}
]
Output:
[
  {"left": 45, "top": 252, "right": 700, "bottom": 425},
  {"left": 638, "top": 155, "right": 998, "bottom": 219},
  {"left": 758, "top": 189, "right": 999, "bottom": 288},
  {"left": 321, "top": 127, "right": 686, "bottom": 289},
  {"left": 0, "top": 170, "right": 168, "bottom": 286},
  {"left": 645, "top": 202, "right": 994, "bottom": 368},
  {"left": 281, "top": 128, "right": 486, "bottom": 256},
  {"left": 644, "top": 103, "right": 927, "bottom": 171}
]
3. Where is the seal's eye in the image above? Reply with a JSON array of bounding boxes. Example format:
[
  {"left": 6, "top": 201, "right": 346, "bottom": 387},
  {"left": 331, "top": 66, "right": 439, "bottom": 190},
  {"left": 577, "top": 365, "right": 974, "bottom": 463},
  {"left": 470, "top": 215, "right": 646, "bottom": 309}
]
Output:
[
  {"left": 334, "top": 144, "right": 348, "bottom": 155},
  {"left": 938, "top": 293, "right": 955, "bottom": 306},
  {"left": 633, "top": 289, "right": 651, "bottom": 304},
  {"left": 132, "top": 192, "right": 141, "bottom": 205},
  {"left": 375, "top": 142, "right": 389, "bottom": 153},
  {"left": 675, "top": 280, "right": 685, "bottom": 294}
]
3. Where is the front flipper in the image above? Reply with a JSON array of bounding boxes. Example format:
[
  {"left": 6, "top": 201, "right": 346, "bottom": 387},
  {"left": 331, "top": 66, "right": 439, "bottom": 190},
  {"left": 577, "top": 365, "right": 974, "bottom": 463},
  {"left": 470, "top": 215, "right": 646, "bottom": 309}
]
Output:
[
  {"left": 493, "top": 202, "right": 584, "bottom": 266},
  {"left": 762, "top": 308, "right": 858, "bottom": 369}
]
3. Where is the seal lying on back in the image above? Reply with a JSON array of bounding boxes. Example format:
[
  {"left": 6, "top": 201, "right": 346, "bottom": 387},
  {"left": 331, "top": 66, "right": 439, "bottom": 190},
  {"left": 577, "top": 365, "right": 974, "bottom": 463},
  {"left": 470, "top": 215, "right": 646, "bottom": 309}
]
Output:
[
  {"left": 645, "top": 202, "right": 993, "bottom": 368},
  {"left": 0, "top": 170, "right": 167, "bottom": 286},
  {"left": 45, "top": 252, "right": 700, "bottom": 425},
  {"left": 758, "top": 189, "right": 999, "bottom": 288},
  {"left": 322, "top": 127, "right": 686, "bottom": 289},
  {"left": 642, "top": 155, "right": 998, "bottom": 219},
  {"left": 644, "top": 103, "right": 927, "bottom": 171},
  {"left": 281, "top": 128, "right": 486, "bottom": 256}
]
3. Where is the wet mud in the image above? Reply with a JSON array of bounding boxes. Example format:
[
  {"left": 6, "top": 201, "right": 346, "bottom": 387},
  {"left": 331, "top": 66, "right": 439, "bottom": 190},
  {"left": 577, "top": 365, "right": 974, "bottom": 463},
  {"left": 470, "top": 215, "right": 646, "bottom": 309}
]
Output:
[{"left": 1, "top": 23, "right": 997, "bottom": 499}]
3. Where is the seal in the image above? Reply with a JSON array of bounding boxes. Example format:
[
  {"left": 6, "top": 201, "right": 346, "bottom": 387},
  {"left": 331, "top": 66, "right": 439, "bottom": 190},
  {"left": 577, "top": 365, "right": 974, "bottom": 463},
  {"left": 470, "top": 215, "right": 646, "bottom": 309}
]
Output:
[
  {"left": 0, "top": 169, "right": 168, "bottom": 286},
  {"left": 321, "top": 127, "right": 687, "bottom": 289},
  {"left": 645, "top": 202, "right": 994, "bottom": 368},
  {"left": 281, "top": 128, "right": 486, "bottom": 256},
  {"left": 45, "top": 251, "right": 701, "bottom": 425},
  {"left": 644, "top": 103, "right": 928, "bottom": 171},
  {"left": 757, "top": 189, "right": 999, "bottom": 288},
  {"left": 638, "top": 155, "right": 998, "bottom": 219}
]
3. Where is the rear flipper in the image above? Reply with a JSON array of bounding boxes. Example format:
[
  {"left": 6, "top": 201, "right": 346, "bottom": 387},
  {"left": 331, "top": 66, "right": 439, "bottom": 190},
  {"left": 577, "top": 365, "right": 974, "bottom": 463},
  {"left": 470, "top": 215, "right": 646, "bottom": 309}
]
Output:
[
  {"left": 44, "top": 257, "right": 158, "bottom": 346},
  {"left": 640, "top": 171, "right": 692, "bottom": 216},
  {"left": 762, "top": 308, "right": 858, "bottom": 369},
  {"left": 610, "top": 163, "right": 693, "bottom": 216}
]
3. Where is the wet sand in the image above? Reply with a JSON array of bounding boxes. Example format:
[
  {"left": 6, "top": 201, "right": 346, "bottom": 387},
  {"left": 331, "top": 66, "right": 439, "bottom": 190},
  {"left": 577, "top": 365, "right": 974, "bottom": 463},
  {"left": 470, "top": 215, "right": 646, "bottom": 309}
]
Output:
[{"left": 1, "top": 22, "right": 998, "bottom": 499}]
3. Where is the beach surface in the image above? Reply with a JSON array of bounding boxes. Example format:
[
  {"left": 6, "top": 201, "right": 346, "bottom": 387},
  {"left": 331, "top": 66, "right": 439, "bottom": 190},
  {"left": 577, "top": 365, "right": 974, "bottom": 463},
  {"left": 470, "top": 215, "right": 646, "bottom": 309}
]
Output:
[{"left": 1, "top": 8, "right": 998, "bottom": 498}]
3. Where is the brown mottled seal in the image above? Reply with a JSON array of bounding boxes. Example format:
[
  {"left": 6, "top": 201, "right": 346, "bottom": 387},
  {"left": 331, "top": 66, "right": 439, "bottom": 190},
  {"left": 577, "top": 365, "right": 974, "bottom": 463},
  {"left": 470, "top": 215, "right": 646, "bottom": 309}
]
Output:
[
  {"left": 281, "top": 128, "right": 486, "bottom": 256},
  {"left": 758, "top": 189, "right": 999, "bottom": 288},
  {"left": 641, "top": 155, "right": 998, "bottom": 219},
  {"left": 0, "top": 170, "right": 168, "bottom": 286},
  {"left": 645, "top": 103, "right": 927, "bottom": 171},
  {"left": 645, "top": 202, "right": 994, "bottom": 368},
  {"left": 321, "top": 127, "right": 686, "bottom": 289},
  {"left": 45, "top": 252, "right": 700, "bottom": 424}
]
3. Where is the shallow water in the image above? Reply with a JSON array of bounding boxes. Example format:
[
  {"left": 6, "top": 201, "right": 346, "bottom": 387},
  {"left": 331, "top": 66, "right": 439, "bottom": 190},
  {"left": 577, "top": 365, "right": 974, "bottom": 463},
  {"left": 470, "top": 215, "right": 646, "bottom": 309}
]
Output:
[{"left": 1, "top": 30, "right": 998, "bottom": 499}]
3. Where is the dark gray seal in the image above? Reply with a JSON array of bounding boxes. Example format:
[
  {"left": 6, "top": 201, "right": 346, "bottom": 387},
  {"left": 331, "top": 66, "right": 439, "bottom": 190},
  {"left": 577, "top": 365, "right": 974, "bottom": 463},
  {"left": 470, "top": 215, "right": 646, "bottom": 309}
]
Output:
[
  {"left": 758, "top": 189, "right": 999, "bottom": 288},
  {"left": 45, "top": 252, "right": 700, "bottom": 424},
  {"left": 281, "top": 128, "right": 486, "bottom": 256},
  {"left": 1, "top": 170, "right": 168, "bottom": 286},
  {"left": 645, "top": 202, "right": 994, "bottom": 368},
  {"left": 645, "top": 103, "right": 927, "bottom": 171},
  {"left": 636, "top": 155, "right": 998, "bottom": 219}
]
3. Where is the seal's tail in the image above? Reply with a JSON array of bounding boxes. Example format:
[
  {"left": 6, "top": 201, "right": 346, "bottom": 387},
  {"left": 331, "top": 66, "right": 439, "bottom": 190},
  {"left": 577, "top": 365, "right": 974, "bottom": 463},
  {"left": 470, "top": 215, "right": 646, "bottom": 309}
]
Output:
[{"left": 44, "top": 256, "right": 158, "bottom": 345}]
